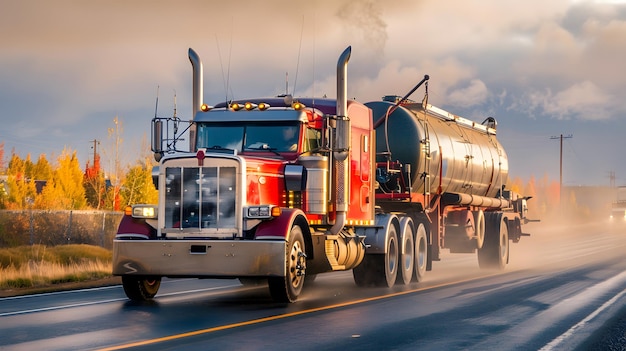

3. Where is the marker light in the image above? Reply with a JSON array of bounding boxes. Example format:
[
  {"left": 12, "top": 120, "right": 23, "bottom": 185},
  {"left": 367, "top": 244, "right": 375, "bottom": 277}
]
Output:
[
  {"left": 292, "top": 101, "right": 305, "bottom": 110},
  {"left": 244, "top": 102, "right": 257, "bottom": 110},
  {"left": 258, "top": 102, "right": 270, "bottom": 111},
  {"left": 230, "top": 102, "right": 242, "bottom": 111},
  {"left": 200, "top": 104, "right": 211, "bottom": 112}
]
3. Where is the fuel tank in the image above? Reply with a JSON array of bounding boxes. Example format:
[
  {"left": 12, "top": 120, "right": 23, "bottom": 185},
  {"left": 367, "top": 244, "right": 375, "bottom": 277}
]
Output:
[{"left": 366, "top": 99, "right": 509, "bottom": 199}]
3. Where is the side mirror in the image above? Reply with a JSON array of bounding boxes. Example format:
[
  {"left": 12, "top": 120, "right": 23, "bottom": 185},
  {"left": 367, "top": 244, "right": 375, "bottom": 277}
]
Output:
[{"left": 152, "top": 119, "right": 163, "bottom": 154}]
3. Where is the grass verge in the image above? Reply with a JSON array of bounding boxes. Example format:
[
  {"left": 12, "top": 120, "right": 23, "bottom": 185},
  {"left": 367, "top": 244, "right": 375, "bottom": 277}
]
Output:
[{"left": 0, "top": 244, "right": 113, "bottom": 292}]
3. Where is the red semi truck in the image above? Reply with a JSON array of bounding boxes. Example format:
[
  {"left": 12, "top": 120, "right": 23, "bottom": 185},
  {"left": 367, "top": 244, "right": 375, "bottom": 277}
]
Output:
[{"left": 112, "top": 47, "right": 532, "bottom": 302}]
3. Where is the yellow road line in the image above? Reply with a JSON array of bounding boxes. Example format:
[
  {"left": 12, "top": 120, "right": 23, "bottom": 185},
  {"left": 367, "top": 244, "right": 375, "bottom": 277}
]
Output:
[{"left": 97, "top": 274, "right": 499, "bottom": 351}]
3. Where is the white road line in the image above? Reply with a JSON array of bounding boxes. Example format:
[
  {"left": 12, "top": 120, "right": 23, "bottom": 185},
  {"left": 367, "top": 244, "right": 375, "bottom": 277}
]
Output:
[
  {"left": 539, "top": 271, "right": 626, "bottom": 351},
  {"left": 0, "top": 284, "right": 241, "bottom": 317},
  {"left": 0, "top": 297, "right": 128, "bottom": 317},
  {"left": 0, "top": 285, "right": 121, "bottom": 301}
]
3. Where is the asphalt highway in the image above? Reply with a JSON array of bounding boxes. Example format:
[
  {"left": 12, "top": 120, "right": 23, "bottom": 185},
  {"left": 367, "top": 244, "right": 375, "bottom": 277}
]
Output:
[{"left": 1, "top": 221, "right": 625, "bottom": 350}]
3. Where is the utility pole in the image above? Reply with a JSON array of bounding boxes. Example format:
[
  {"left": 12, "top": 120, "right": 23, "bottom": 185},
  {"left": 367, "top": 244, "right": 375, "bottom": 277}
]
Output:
[
  {"left": 91, "top": 139, "right": 100, "bottom": 167},
  {"left": 550, "top": 134, "right": 573, "bottom": 208}
]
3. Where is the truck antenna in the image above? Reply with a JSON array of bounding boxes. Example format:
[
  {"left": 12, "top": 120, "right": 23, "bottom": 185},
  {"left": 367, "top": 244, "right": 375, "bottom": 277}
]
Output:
[
  {"left": 173, "top": 89, "right": 178, "bottom": 135},
  {"left": 291, "top": 15, "right": 305, "bottom": 96},
  {"left": 173, "top": 89, "right": 177, "bottom": 118},
  {"left": 154, "top": 85, "right": 160, "bottom": 118},
  {"left": 215, "top": 19, "right": 234, "bottom": 103}
]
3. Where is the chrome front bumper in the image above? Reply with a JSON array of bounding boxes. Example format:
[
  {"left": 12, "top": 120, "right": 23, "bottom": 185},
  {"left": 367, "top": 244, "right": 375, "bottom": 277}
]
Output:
[{"left": 112, "top": 239, "right": 286, "bottom": 277}]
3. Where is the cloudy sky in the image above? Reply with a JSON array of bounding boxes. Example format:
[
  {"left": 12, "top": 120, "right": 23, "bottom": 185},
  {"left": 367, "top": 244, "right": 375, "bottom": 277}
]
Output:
[{"left": 1, "top": 0, "right": 626, "bottom": 187}]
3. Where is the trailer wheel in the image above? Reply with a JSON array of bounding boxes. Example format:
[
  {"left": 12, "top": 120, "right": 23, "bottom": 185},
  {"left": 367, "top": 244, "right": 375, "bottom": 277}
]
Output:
[
  {"left": 368, "top": 223, "right": 399, "bottom": 287},
  {"left": 414, "top": 222, "right": 428, "bottom": 282},
  {"left": 122, "top": 276, "right": 161, "bottom": 301},
  {"left": 477, "top": 213, "right": 509, "bottom": 269},
  {"left": 353, "top": 222, "right": 398, "bottom": 288},
  {"left": 397, "top": 218, "right": 415, "bottom": 285},
  {"left": 473, "top": 210, "right": 485, "bottom": 249},
  {"left": 268, "top": 225, "right": 306, "bottom": 303}
]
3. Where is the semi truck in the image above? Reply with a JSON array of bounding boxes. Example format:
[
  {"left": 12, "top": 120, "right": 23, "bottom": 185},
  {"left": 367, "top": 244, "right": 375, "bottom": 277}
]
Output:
[
  {"left": 112, "top": 46, "right": 532, "bottom": 302},
  {"left": 610, "top": 186, "right": 626, "bottom": 222}
]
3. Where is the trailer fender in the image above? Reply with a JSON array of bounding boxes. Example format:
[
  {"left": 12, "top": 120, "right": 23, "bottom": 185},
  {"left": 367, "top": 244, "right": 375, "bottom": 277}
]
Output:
[{"left": 355, "top": 213, "right": 400, "bottom": 254}]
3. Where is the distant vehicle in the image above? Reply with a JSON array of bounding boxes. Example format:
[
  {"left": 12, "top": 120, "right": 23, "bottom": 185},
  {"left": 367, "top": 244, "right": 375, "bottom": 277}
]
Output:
[
  {"left": 112, "top": 46, "right": 534, "bottom": 303},
  {"left": 609, "top": 186, "right": 626, "bottom": 223}
]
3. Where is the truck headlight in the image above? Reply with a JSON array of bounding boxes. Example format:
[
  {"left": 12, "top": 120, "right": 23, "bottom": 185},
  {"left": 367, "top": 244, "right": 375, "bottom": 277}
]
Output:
[
  {"left": 128, "top": 204, "right": 158, "bottom": 219},
  {"left": 246, "top": 205, "right": 280, "bottom": 219}
]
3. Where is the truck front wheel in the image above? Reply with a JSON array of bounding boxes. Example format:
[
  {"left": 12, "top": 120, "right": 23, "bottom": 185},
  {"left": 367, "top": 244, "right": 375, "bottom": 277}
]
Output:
[
  {"left": 268, "top": 225, "right": 306, "bottom": 303},
  {"left": 122, "top": 276, "right": 161, "bottom": 301}
]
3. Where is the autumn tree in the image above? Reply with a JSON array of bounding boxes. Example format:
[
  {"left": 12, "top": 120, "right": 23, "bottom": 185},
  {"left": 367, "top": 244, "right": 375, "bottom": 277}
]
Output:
[
  {"left": 4, "top": 153, "right": 37, "bottom": 209},
  {"left": 0, "top": 142, "right": 5, "bottom": 172},
  {"left": 119, "top": 158, "right": 158, "bottom": 208},
  {"left": 84, "top": 153, "right": 106, "bottom": 209},
  {"left": 36, "top": 149, "right": 87, "bottom": 210},
  {"left": 32, "top": 154, "right": 53, "bottom": 181},
  {"left": 102, "top": 116, "right": 124, "bottom": 211}
]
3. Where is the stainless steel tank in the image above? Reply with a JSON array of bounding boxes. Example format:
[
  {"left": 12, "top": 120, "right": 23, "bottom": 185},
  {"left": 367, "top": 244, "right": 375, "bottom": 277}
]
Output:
[{"left": 366, "top": 99, "right": 509, "bottom": 199}]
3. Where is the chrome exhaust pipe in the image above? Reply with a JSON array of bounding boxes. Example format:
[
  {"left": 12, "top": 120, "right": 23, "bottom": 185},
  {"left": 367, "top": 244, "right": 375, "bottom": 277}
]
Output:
[
  {"left": 330, "top": 46, "right": 351, "bottom": 235},
  {"left": 188, "top": 48, "right": 203, "bottom": 119}
]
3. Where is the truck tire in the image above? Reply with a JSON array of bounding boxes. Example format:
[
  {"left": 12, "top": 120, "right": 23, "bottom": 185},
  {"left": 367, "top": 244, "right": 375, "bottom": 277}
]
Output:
[
  {"left": 473, "top": 210, "right": 485, "bottom": 249},
  {"left": 477, "top": 213, "right": 509, "bottom": 269},
  {"left": 268, "top": 225, "right": 306, "bottom": 303},
  {"left": 373, "top": 223, "right": 399, "bottom": 287},
  {"left": 414, "top": 222, "right": 428, "bottom": 282},
  {"left": 352, "top": 254, "right": 374, "bottom": 287},
  {"left": 397, "top": 218, "right": 415, "bottom": 285},
  {"left": 122, "top": 276, "right": 161, "bottom": 301},
  {"left": 353, "top": 222, "right": 399, "bottom": 288}
]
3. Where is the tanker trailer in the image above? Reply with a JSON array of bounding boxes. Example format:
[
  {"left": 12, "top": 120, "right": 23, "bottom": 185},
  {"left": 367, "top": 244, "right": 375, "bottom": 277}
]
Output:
[{"left": 366, "top": 96, "right": 531, "bottom": 269}]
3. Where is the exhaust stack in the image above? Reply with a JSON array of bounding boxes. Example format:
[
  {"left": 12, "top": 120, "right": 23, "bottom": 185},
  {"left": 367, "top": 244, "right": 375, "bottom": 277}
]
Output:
[
  {"left": 187, "top": 48, "right": 203, "bottom": 151},
  {"left": 329, "top": 46, "right": 351, "bottom": 235},
  {"left": 188, "top": 48, "right": 203, "bottom": 119}
]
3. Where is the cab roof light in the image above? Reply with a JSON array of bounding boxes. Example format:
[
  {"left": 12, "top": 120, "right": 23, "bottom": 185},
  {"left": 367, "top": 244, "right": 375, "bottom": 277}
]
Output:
[
  {"left": 244, "top": 102, "right": 257, "bottom": 110},
  {"left": 230, "top": 102, "right": 242, "bottom": 111},
  {"left": 258, "top": 102, "right": 270, "bottom": 111},
  {"left": 292, "top": 101, "right": 305, "bottom": 110},
  {"left": 200, "top": 103, "right": 212, "bottom": 112}
]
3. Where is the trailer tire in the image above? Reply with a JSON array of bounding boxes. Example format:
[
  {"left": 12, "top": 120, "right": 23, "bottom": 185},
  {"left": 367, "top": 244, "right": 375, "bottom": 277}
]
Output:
[
  {"left": 473, "top": 210, "right": 485, "bottom": 249},
  {"left": 268, "top": 225, "right": 306, "bottom": 303},
  {"left": 414, "top": 222, "right": 428, "bottom": 282},
  {"left": 122, "top": 276, "right": 161, "bottom": 301},
  {"left": 397, "top": 218, "right": 414, "bottom": 285},
  {"left": 477, "top": 213, "right": 509, "bottom": 270},
  {"left": 353, "top": 222, "right": 398, "bottom": 288},
  {"left": 371, "top": 223, "right": 399, "bottom": 287}
]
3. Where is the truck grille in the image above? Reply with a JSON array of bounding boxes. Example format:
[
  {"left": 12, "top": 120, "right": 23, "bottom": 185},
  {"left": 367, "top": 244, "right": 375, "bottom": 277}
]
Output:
[{"left": 163, "top": 163, "right": 238, "bottom": 237}]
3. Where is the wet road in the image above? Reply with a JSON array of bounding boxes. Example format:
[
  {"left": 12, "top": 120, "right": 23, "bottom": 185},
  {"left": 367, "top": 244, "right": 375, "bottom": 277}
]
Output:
[{"left": 1, "top": 221, "right": 625, "bottom": 350}]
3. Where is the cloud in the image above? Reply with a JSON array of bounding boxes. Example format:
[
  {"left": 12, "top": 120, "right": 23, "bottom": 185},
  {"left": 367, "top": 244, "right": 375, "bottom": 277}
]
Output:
[
  {"left": 447, "top": 79, "right": 489, "bottom": 107},
  {"left": 514, "top": 80, "right": 613, "bottom": 120},
  {"left": 544, "top": 81, "right": 612, "bottom": 120}
]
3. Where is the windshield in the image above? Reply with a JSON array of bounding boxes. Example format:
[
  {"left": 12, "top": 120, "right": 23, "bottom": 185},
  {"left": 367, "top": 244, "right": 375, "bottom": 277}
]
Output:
[{"left": 197, "top": 123, "right": 302, "bottom": 152}]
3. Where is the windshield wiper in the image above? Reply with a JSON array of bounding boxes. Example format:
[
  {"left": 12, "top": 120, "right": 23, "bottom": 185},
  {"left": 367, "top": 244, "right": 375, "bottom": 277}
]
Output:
[{"left": 244, "top": 144, "right": 283, "bottom": 157}]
